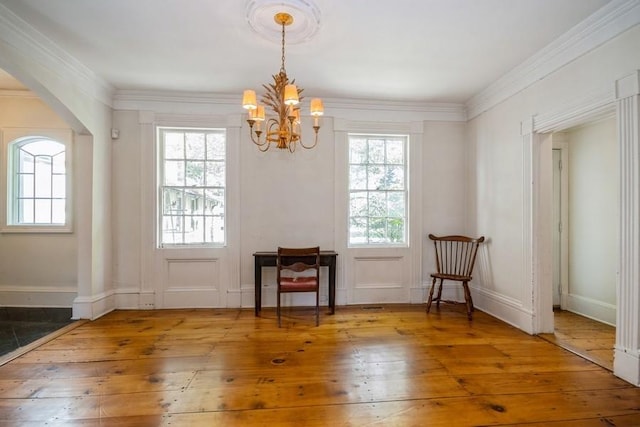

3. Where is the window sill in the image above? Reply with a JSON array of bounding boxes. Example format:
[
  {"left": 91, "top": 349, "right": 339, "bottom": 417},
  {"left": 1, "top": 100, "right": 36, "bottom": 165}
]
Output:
[{"left": 0, "top": 225, "right": 73, "bottom": 234}]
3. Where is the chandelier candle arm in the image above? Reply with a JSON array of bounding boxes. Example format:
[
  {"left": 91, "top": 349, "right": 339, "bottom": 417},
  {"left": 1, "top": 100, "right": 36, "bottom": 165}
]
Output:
[{"left": 241, "top": 11, "right": 324, "bottom": 152}]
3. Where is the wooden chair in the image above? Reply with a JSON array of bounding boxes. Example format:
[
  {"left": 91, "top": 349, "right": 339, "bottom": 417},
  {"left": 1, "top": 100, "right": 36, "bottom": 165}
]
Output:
[
  {"left": 427, "top": 234, "right": 485, "bottom": 320},
  {"left": 276, "top": 246, "right": 321, "bottom": 327}
]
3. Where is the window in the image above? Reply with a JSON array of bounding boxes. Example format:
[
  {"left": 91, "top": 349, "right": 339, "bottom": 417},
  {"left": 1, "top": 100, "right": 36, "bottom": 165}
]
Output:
[
  {"left": 5, "top": 136, "right": 68, "bottom": 229},
  {"left": 158, "top": 127, "right": 226, "bottom": 246},
  {"left": 348, "top": 134, "right": 408, "bottom": 246}
]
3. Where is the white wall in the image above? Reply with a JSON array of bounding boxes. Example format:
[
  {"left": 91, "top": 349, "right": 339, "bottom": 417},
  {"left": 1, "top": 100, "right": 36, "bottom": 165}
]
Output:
[
  {"left": 566, "top": 118, "right": 617, "bottom": 324},
  {"left": 109, "top": 107, "right": 469, "bottom": 309},
  {"left": 467, "top": 24, "right": 640, "bottom": 332},
  {"left": 0, "top": 94, "right": 77, "bottom": 306},
  {"left": 0, "top": 4, "right": 115, "bottom": 318}
]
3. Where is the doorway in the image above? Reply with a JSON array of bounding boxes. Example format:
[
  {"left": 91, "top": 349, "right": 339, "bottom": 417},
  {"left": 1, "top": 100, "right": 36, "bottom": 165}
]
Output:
[{"left": 545, "top": 121, "right": 617, "bottom": 371}]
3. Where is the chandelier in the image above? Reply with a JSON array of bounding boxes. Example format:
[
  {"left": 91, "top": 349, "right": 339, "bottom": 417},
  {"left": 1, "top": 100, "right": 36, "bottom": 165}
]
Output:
[{"left": 242, "top": 12, "right": 324, "bottom": 152}]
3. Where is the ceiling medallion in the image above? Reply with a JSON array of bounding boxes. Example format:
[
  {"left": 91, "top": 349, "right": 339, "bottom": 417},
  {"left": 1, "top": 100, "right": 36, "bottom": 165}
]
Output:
[{"left": 245, "top": 0, "right": 321, "bottom": 44}]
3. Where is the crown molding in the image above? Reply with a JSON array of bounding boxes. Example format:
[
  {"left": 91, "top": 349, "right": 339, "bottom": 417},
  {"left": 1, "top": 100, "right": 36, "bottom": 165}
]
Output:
[
  {"left": 533, "top": 84, "right": 616, "bottom": 133},
  {"left": 466, "top": 0, "right": 640, "bottom": 120},
  {"left": 114, "top": 90, "right": 467, "bottom": 122},
  {"left": 0, "top": 3, "right": 114, "bottom": 108}
]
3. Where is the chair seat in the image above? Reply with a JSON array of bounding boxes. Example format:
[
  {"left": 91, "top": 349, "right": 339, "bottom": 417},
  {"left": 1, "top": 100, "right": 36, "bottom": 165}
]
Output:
[
  {"left": 430, "top": 273, "right": 472, "bottom": 282},
  {"left": 279, "top": 277, "right": 318, "bottom": 292}
]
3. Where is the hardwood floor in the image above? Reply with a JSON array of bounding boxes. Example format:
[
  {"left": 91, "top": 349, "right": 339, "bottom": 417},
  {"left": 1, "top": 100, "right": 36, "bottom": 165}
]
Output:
[
  {"left": 0, "top": 304, "right": 638, "bottom": 426},
  {"left": 539, "top": 310, "right": 615, "bottom": 371}
]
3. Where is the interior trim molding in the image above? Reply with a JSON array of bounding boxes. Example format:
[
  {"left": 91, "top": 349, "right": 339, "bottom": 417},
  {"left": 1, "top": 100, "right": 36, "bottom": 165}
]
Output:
[
  {"left": 466, "top": 0, "right": 640, "bottom": 120},
  {"left": 0, "top": 3, "right": 114, "bottom": 107},
  {"left": 533, "top": 85, "right": 616, "bottom": 133},
  {"left": 72, "top": 290, "right": 115, "bottom": 320},
  {"left": 471, "top": 285, "right": 535, "bottom": 334},
  {"left": 115, "top": 90, "right": 467, "bottom": 122}
]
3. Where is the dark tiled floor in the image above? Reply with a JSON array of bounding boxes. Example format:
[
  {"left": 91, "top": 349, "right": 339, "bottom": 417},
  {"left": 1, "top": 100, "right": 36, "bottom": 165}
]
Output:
[{"left": 0, "top": 307, "right": 75, "bottom": 356}]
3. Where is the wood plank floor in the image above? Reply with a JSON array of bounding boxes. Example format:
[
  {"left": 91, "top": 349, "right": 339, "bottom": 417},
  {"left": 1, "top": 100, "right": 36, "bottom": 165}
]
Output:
[
  {"left": 0, "top": 304, "right": 638, "bottom": 426},
  {"left": 539, "top": 310, "right": 615, "bottom": 371}
]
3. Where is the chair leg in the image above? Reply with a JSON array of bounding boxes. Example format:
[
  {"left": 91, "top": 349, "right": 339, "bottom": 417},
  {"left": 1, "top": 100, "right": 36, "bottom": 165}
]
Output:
[
  {"left": 426, "top": 277, "right": 437, "bottom": 313},
  {"left": 315, "top": 291, "right": 319, "bottom": 326},
  {"left": 435, "top": 279, "right": 444, "bottom": 308},
  {"left": 462, "top": 282, "right": 473, "bottom": 320},
  {"left": 277, "top": 289, "right": 281, "bottom": 328}
]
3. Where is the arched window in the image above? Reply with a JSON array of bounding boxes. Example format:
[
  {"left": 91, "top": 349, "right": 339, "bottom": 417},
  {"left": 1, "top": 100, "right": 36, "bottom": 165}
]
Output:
[{"left": 3, "top": 132, "right": 71, "bottom": 231}]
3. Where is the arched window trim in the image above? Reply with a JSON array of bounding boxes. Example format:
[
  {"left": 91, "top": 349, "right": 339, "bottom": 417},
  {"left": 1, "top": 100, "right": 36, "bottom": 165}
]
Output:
[{"left": 1, "top": 128, "right": 73, "bottom": 233}]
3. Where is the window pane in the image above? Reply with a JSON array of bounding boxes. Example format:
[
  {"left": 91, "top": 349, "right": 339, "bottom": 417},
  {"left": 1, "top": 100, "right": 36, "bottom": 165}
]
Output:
[
  {"left": 367, "top": 165, "right": 384, "bottom": 190},
  {"left": 386, "top": 139, "right": 404, "bottom": 164},
  {"left": 205, "top": 162, "right": 225, "bottom": 187},
  {"left": 369, "top": 218, "right": 387, "bottom": 243},
  {"left": 164, "top": 160, "right": 184, "bottom": 186},
  {"left": 349, "top": 217, "right": 367, "bottom": 244},
  {"left": 388, "top": 218, "right": 405, "bottom": 243},
  {"left": 19, "top": 199, "right": 34, "bottom": 223},
  {"left": 52, "top": 152, "right": 66, "bottom": 174},
  {"left": 349, "top": 137, "right": 367, "bottom": 163},
  {"left": 19, "top": 174, "right": 34, "bottom": 198},
  {"left": 384, "top": 165, "right": 405, "bottom": 190},
  {"left": 368, "top": 139, "right": 385, "bottom": 163},
  {"left": 21, "top": 140, "right": 64, "bottom": 157},
  {"left": 186, "top": 189, "right": 204, "bottom": 214},
  {"left": 162, "top": 216, "right": 184, "bottom": 244},
  {"left": 368, "top": 192, "right": 386, "bottom": 217},
  {"left": 206, "top": 133, "right": 225, "bottom": 161},
  {"left": 388, "top": 191, "right": 405, "bottom": 217},
  {"left": 349, "top": 165, "right": 367, "bottom": 190},
  {"left": 186, "top": 133, "right": 206, "bottom": 159},
  {"left": 205, "top": 216, "right": 225, "bottom": 244},
  {"left": 19, "top": 150, "right": 34, "bottom": 173},
  {"left": 34, "top": 199, "right": 51, "bottom": 223},
  {"left": 34, "top": 157, "right": 52, "bottom": 198},
  {"left": 164, "top": 132, "right": 184, "bottom": 159},
  {"left": 185, "top": 161, "right": 205, "bottom": 186},
  {"left": 52, "top": 199, "right": 65, "bottom": 223},
  {"left": 163, "top": 188, "right": 184, "bottom": 215},
  {"left": 205, "top": 189, "right": 224, "bottom": 215},
  {"left": 183, "top": 215, "right": 204, "bottom": 244},
  {"left": 52, "top": 175, "right": 66, "bottom": 198},
  {"left": 349, "top": 191, "right": 368, "bottom": 217}
]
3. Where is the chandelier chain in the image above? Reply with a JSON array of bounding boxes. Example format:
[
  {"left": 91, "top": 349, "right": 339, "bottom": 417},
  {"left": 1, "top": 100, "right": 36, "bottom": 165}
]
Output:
[{"left": 280, "top": 20, "right": 286, "bottom": 75}]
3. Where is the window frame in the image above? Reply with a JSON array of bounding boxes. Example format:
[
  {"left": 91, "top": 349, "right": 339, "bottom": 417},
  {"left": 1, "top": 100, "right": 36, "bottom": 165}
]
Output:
[
  {"left": 156, "top": 126, "right": 227, "bottom": 248},
  {"left": 1, "top": 128, "right": 73, "bottom": 233},
  {"left": 347, "top": 132, "right": 409, "bottom": 248}
]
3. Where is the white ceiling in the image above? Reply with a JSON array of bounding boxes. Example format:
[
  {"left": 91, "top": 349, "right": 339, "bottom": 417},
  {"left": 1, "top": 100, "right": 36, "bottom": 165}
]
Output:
[{"left": 0, "top": 0, "right": 612, "bottom": 104}]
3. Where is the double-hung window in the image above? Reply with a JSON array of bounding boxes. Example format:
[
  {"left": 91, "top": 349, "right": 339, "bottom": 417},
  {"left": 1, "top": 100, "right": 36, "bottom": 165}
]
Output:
[
  {"left": 157, "top": 127, "right": 226, "bottom": 246},
  {"left": 3, "top": 131, "right": 72, "bottom": 232},
  {"left": 348, "top": 133, "right": 408, "bottom": 246}
]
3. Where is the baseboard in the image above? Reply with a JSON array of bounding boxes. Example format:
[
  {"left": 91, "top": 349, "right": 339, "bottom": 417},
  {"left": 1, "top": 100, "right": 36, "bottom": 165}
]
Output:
[
  {"left": 0, "top": 285, "right": 76, "bottom": 307},
  {"left": 72, "top": 290, "right": 115, "bottom": 320},
  {"left": 471, "top": 285, "right": 535, "bottom": 334},
  {"left": 614, "top": 346, "right": 640, "bottom": 386},
  {"left": 113, "top": 288, "right": 156, "bottom": 310},
  {"left": 565, "top": 293, "right": 616, "bottom": 326}
]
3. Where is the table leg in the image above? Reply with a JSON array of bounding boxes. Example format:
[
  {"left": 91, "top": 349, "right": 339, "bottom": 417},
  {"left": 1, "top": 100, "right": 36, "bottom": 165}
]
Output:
[
  {"left": 254, "top": 262, "right": 262, "bottom": 316},
  {"left": 328, "top": 258, "right": 336, "bottom": 314}
]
